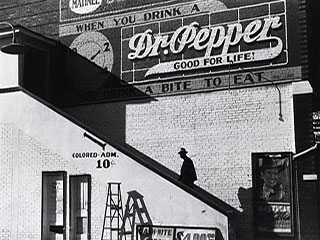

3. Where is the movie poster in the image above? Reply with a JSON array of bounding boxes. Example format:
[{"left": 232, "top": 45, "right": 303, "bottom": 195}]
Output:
[{"left": 252, "top": 152, "right": 294, "bottom": 236}]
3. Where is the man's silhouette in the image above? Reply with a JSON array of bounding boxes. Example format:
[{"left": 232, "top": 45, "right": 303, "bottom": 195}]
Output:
[{"left": 178, "top": 148, "right": 197, "bottom": 188}]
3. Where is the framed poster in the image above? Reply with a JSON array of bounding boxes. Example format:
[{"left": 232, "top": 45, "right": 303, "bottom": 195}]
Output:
[
  {"left": 137, "top": 225, "right": 220, "bottom": 240},
  {"left": 252, "top": 152, "right": 294, "bottom": 236}
]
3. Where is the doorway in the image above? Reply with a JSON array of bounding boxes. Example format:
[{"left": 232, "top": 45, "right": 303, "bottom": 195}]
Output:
[
  {"left": 70, "top": 175, "right": 91, "bottom": 240},
  {"left": 42, "top": 172, "right": 66, "bottom": 240}
]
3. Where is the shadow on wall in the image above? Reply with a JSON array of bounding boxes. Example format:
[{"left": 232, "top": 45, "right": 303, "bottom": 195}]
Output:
[
  {"left": 236, "top": 187, "right": 279, "bottom": 240},
  {"left": 42, "top": 42, "right": 158, "bottom": 144},
  {"left": 41, "top": 40, "right": 240, "bottom": 238},
  {"left": 61, "top": 97, "right": 156, "bottom": 146},
  {"left": 236, "top": 187, "right": 254, "bottom": 240}
]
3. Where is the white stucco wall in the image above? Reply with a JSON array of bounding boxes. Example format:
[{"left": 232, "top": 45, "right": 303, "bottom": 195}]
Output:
[
  {"left": 0, "top": 52, "right": 19, "bottom": 89},
  {"left": 0, "top": 91, "right": 229, "bottom": 240}
]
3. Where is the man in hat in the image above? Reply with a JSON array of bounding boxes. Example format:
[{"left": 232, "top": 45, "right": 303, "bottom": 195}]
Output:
[
  {"left": 259, "top": 158, "right": 287, "bottom": 202},
  {"left": 178, "top": 148, "right": 197, "bottom": 188}
]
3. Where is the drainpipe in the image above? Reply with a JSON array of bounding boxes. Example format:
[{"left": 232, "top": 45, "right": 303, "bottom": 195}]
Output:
[{"left": 292, "top": 143, "right": 318, "bottom": 239}]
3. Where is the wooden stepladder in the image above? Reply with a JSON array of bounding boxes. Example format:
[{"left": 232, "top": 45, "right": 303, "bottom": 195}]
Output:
[
  {"left": 101, "top": 182, "right": 125, "bottom": 240},
  {"left": 120, "top": 191, "right": 152, "bottom": 240}
]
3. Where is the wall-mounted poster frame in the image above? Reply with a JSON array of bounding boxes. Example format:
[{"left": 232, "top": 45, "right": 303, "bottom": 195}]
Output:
[
  {"left": 136, "top": 225, "right": 222, "bottom": 240},
  {"left": 252, "top": 152, "right": 294, "bottom": 237}
]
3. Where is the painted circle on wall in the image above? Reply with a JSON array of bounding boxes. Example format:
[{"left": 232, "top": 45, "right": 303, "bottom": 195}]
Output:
[
  {"left": 70, "top": 31, "right": 114, "bottom": 72},
  {"left": 66, "top": 31, "right": 114, "bottom": 91},
  {"left": 69, "top": 0, "right": 102, "bottom": 14}
]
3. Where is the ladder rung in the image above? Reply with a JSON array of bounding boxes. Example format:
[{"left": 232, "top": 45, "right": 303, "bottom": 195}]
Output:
[
  {"left": 110, "top": 206, "right": 122, "bottom": 209},
  {"left": 137, "top": 210, "right": 147, "bottom": 213},
  {"left": 103, "top": 227, "right": 120, "bottom": 230},
  {"left": 137, "top": 208, "right": 146, "bottom": 211}
]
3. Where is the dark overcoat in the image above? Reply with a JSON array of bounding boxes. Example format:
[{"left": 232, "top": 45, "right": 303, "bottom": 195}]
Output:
[{"left": 179, "top": 157, "right": 197, "bottom": 187}]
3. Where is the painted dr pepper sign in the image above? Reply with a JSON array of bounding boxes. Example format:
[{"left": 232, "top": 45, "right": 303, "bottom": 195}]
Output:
[
  {"left": 121, "top": 0, "right": 287, "bottom": 83},
  {"left": 130, "top": 17, "right": 283, "bottom": 76}
]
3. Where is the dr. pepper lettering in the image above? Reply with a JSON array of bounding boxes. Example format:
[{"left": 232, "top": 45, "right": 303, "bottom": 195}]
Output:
[{"left": 128, "top": 16, "right": 283, "bottom": 60}]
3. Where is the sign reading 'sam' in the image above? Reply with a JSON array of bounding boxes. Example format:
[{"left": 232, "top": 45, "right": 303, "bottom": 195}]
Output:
[{"left": 121, "top": 0, "right": 288, "bottom": 83}]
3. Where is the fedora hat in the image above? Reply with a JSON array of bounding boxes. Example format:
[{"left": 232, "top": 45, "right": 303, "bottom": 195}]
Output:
[
  {"left": 178, "top": 148, "right": 188, "bottom": 154},
  {"left": 261, "top": 158, "right": 283, "bottom": 170}
]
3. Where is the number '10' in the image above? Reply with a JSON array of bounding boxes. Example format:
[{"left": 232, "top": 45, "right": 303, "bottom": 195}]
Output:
[{"left": 96, "top": 159, "right": 111, "bottom": 169}]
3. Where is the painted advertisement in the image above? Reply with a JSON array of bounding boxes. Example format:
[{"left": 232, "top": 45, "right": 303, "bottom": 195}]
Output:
[
  {"left": 313, "top": 111, "right": 320, "bottom": 143},
  {"left": 58, "top": 0, "right": 301, "bottom": 104},
  {"left": 60, "top": 0, "right": 190, "bottom": 22},
  {"left": 252, "top": 152, "right": 294, "bottom": 236},
  {"left": 121, "top": 1, "right": 288, "bottom": 83},
  {"left": 137, "top": 225, "right": 220, "bottom": 240}
]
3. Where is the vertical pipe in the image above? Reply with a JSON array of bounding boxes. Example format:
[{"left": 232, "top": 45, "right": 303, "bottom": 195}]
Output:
[{"left": 294, "top": 161, "right": 301, "bottom": 239}]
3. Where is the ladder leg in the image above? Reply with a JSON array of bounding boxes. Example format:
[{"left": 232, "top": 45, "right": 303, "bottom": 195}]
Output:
[
  {"left": 120, "top": 191, "right": 153, "bottom": 240},
  {"left": 102, "top": 183, "right": 124, "bottom": 240}
]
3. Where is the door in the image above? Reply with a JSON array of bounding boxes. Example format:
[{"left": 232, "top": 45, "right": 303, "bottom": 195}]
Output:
[
  {"left": 42, "top": 172, "right": 66, "bottom": 240},
  {"left": 70, "top": 175, "right": 91, "bottom": 240}
]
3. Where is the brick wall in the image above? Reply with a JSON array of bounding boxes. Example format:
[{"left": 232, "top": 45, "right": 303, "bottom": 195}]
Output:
[
  {"left": 293, "top": 94, "right": 320, "bottom": 240},
  {"left": 0, "top": 123, "right": 105, "bottom": 240},
  {"left": 0, "top": 0, "right": 59, "bottom": 39},
  {"left": 0, "top": 91, "right": 232, "bottom": 240},
  {"left": 64, "top": 83, "right": 296, "bottom": 239},
  {"left": 0, "top": 124, "right": 14, "bottom": 239},
  {"left": 0, "top": 0, "right": 317, "bottom": 239}
]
